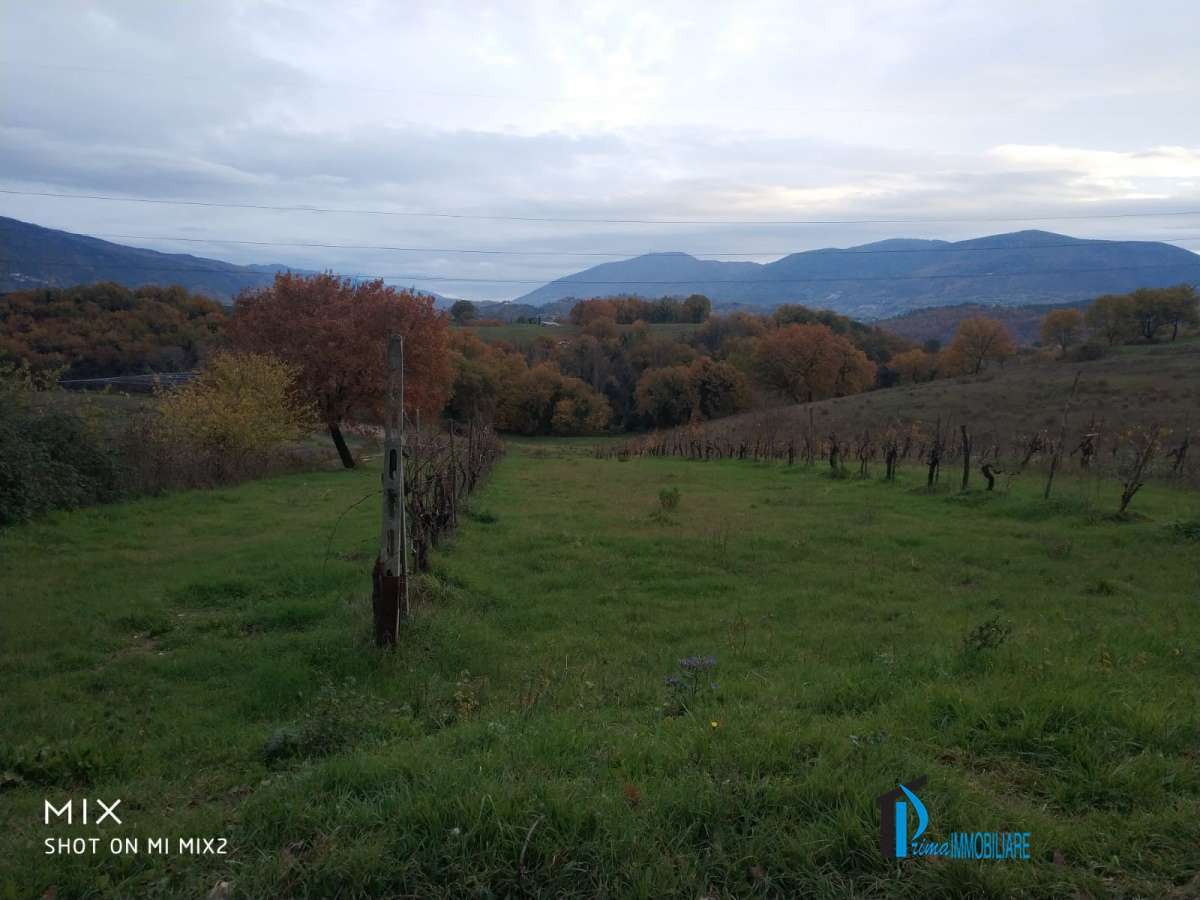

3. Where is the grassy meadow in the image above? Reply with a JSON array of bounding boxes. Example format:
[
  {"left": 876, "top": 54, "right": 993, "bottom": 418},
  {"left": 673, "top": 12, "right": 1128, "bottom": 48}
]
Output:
[{"left": 1, "top": 439, "right": 1199, "bottom": 898}]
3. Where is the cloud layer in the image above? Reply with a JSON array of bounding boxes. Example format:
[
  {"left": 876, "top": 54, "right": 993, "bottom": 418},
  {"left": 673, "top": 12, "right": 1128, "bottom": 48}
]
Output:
[{"left": 2, "top": 0, "right": 1198, "bottom": 300}]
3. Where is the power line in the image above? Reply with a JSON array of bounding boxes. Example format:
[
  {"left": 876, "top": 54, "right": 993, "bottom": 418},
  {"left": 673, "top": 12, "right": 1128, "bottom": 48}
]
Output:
[
  {"left": 91, "top": 232, "right": 1200, "bottom": 259},
  {"left": 58, "top": 371, "right": 196, "bottom": 386},
  {"left": 4, "top": 187, "right": 1200, "bottom": 226},
  {"left": 6, "top": 256, "right": 1198, "bottom": 286}
]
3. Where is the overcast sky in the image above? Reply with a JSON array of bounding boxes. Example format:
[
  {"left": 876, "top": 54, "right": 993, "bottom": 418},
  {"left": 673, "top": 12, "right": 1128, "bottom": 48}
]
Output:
[{"left": 2, "top": 0, "right": 1199, "bottom": 301}]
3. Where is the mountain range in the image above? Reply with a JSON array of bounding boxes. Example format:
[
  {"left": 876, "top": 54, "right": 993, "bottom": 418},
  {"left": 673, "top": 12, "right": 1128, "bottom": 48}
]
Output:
[
  {"left": 2, "top": 215, "right": 1197, "bottom": 318},
  {"left": 512, "top": 231, "right": 1200, "bottom": 318},
  {"left": 0, "top": 215, "right": 303, "bottom": 299},
  {"left": 0, "top": 216, "right": 454, "bottom": 305}
]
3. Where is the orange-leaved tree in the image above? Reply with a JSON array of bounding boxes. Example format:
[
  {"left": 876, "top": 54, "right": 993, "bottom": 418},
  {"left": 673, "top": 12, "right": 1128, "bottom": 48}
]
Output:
[
  {"left": 1040, "top": 308, "right": 1085, "bottom": 355},
  {"left": 752, "top": 323, "right": 876, "bottom": 403},
  {"left": 890, "top": 348, "right": 938, "bottom": 383},
  {"left": 227, "top": 273, "right": 451, "bottom": 468},
  {"left": 945, "top": 316, "right": 1015, "bottom": 375}
]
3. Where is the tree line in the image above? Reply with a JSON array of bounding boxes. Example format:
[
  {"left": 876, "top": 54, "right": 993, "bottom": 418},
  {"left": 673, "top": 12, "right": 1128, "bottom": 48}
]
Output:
[
  {"left": 888, "top": 284, "right": 1198, "bottom": 384},
  {"left": 1051, "top": 284, "right": 1198, "bottom": 349},
  {"left": 0, "top": 283, "right": 225, "bottom": 377},
  {"left": 4, "top": 277, "right": 1195, "bottom": 470}
]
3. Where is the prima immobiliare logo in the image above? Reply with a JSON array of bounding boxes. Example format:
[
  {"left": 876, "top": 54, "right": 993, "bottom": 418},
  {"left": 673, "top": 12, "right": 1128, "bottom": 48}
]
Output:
[{"left": 878, "top": 777, "right": 1031, "bottom": 861}]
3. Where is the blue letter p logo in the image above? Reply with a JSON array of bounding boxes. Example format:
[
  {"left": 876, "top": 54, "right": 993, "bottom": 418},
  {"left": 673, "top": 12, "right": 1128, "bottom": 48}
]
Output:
[{"left": 878, "top": 775, "right": 929, "bottom": 858}]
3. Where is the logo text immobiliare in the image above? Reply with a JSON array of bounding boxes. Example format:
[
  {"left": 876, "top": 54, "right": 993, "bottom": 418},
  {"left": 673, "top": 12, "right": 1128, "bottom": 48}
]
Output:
[{"left": 878, "top": 776, "right": 1032, "bottom": 861}]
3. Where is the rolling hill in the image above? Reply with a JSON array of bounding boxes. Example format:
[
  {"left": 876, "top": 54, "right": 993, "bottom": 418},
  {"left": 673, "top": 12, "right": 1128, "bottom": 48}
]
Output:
[
  {"left": 0, "top": 216, "right": 454, "bottom": 305},
  {"left": 512, "top": 230, "right": 1200, "bottom": 318},
  {"left": 0, "top": 215, "right": 299, "bottom": 300}
]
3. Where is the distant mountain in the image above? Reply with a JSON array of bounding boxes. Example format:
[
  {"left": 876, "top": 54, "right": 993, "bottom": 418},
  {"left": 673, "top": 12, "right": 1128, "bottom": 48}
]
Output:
[
  {"left": 512, "top": 231, "right": 1200, "bottom": 319},
  {"left": 0, "top": 216, "right": 452, "bottom": 305},
  {"left": 0, "top": 216, "right": 301, "bottom": 300}
]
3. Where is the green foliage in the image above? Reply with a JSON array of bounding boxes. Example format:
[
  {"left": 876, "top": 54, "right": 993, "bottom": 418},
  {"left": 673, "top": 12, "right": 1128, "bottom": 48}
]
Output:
[
  {"left": 1087, "top": 284, "right": 1199, "bottom": 344},
  {"left": 262, "top": 678, "right": 389, "bottom": 764},
  {"left": 657, "top": 486, "right": 681, "bottom": 511},
  {"left": 0, "top": 740, "right": 114, "bottom": 788},
  {"left": 961, "top": 615, "right": 1013, "bottom": 654},
  {"left": 449, "top": 299, "right": 478, "bottom": 324},
  {"left": 1167, "top": 518, "right": 1200, "bottom": 541},
  {"left": 0, "top": 369, "right": 124, "bottom": 525}
]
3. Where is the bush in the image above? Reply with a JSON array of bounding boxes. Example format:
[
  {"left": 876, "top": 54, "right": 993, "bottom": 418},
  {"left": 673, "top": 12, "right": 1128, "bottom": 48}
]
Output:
[
  {"left": 0, "top": 357, "right": 322, "bottom": 525},
  {"left": 1071, "top": 342, "right": 1107, "bottom": 362},
  {"left": 154, "top": 351, "right": 315, "bottom": 482},
  {"left": 658, "top": 487, "right": 681, "bottom": 511},
  {"left": 962, "top": 616, "right": 1012, "bottom": 653},
  {"left": 0, "top": 371, "right": 124, "bottom": 525}
]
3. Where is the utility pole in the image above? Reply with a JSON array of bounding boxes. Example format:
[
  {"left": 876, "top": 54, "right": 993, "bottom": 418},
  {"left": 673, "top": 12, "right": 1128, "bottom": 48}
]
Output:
[{"left": 373, "top": 335, "right": 408, "bottom": 646}]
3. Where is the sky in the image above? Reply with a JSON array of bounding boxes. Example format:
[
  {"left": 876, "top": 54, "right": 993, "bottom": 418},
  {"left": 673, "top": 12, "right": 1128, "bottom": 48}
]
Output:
[{"left": 2, "top": 0, "right": 1199, "bottom": 302}]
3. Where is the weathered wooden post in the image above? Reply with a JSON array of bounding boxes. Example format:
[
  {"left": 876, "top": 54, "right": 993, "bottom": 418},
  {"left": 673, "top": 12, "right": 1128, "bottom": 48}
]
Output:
[
  {"left": 373, "top": 335, "right": 408, "bottom": 647},
  {"left": 960, "top": 424, "right": 971, "bottom": 491}
]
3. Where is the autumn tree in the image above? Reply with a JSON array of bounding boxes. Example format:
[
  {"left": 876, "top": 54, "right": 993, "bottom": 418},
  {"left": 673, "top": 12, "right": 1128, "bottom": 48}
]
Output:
[
  {"left": 752, "top": 323, "right": 876, "bottom": 403},
  {"left": 495, "top": 363, "right": 611, "bottom": 435},
  {"left": 691, "top": 312, "right": 766, "bottom": 356},
  {"left": 1040, "top": 308, "right": 1085, "bottom": 355},
  {"left": 449, "top": 299, "right": 478, "bottom": 324},
  {"left": 945, "top": 316, "right": 1015, "bottom": 375},
  {"left": 1161, "top": 283, "right": 1199, "bottom": 340},
  {"left": 682, "top": 294, "right": 712, "bottom": 323},
  {"left": 0, "top": 282, "right": 225, "bottom": 378},
  {"left": 568, "top": 299, "right": 618, "bottom": 326},
  {"left": 1086, "top": 294, "right": 1133, "bottom": 345},
  {"left": 635, "top": 365, "right": 694, "bottom": 427},
  {"left": 891, "top": 348, "right": 937, "bottom": 383},
  {"left": 227, "top": 273, "right": 450, "bottom": 468},
  {"left": 688, "top": 357, "right": 750, "bottom": 420},
  {"left": 445, "top": 331, "right": 524, "bottom": 424},
  {"left": 627, "top": 333, "right": 697, "bottom": 374}
]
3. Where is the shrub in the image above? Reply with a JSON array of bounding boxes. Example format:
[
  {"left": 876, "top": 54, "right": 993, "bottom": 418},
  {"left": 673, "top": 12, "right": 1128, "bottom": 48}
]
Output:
[
  {"left": 1071, "top": 342, "right": 1107, "bottom": 362},
  {"left": 658, "top": 487, "right": 681, "bottom": 511},
  {"left": 0, "top": 368, "right": 124, "bottom": 525},
  {"left": 962, "top": 616, "right": 1012, "bottom": 654},
  {"left": 1167, "top": 519, "right": 1200, "bottom": 542},
  {"left": 262, "top": 678, "right": 388, "bottom": 764},
  {"left": 155, "top": 352, "right": 315, "bottom": 482}
]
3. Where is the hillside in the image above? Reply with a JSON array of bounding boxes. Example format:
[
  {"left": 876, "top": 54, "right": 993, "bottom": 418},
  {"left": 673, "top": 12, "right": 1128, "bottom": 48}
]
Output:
[
  {"left": 877, "top": 299, "right": 1092, "bottom": 346},
  {"left": 0, "top": 216, "right": 298, "bottom": 300},
  {"left": 692, "top": 338, "right": 1200, "bottom": 451},
  {"left": 0, "top": 215, "right": 471, "bottom": 307},
  {"left": 512, "top": 231, "right": 1200, "bottom": 318}
]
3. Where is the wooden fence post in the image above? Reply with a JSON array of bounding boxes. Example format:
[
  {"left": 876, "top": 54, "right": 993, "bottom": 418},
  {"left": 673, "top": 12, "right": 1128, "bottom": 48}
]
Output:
[{"left": 373, "top": 335, "right": 408, "bottom": 647}]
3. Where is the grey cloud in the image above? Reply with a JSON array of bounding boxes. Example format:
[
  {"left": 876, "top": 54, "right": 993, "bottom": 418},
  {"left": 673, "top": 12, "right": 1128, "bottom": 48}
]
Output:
[{"left": 1, "top": 1, "right": 1198, "bottom": 301}]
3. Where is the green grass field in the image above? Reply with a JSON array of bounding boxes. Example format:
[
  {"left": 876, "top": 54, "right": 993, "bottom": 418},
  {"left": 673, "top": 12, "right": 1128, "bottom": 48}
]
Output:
[{"left": 2, "top": 441, "right": 1199, "bottom": 898}]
